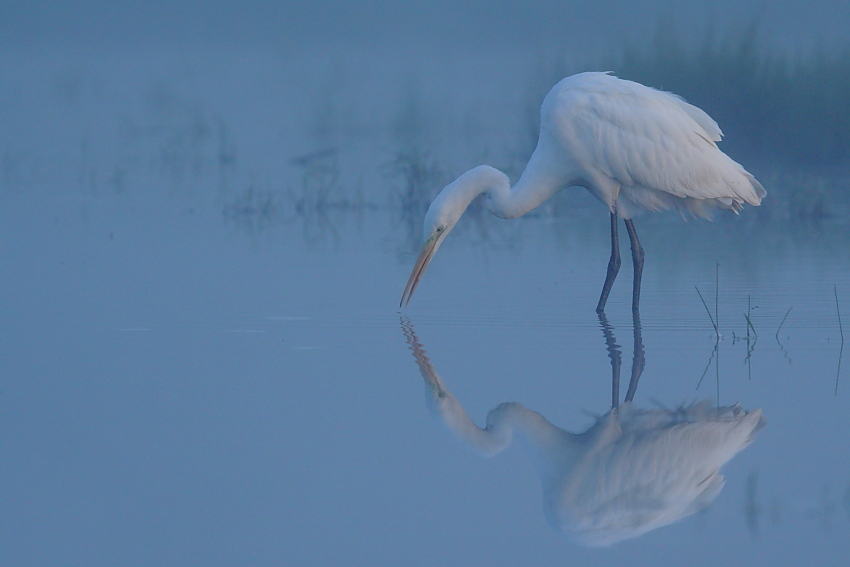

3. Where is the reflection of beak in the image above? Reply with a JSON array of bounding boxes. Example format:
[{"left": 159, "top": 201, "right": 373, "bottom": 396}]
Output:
[
  {"left": 400, "top": 317, "right": 448, "bottom": 397},
  {"left": 400, "top": 236, "right": 440, "bottom": 307}
]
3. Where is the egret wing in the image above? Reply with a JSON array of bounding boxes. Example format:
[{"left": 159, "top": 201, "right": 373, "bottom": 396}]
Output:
[{"left": 548, "top": 73, "right": 765, "bottom": 209}]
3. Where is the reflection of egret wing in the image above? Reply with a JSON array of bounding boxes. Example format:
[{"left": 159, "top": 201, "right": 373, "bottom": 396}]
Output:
[{"left": 552, "top": 402, "right": 765, "bottom": 546}]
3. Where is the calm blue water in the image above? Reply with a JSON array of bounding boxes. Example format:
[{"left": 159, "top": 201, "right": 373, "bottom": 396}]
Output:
[{"left": 2, "top": 52, "right": 849, "bottom": 566}]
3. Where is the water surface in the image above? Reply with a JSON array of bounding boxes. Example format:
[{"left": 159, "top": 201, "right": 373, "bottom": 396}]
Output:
[{"left": 1, "top": 51, "right": 849, "bottom": 566}]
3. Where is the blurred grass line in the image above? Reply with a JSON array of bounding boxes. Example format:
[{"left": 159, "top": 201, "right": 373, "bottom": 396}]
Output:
[{"left": 608, "top": 19, "right": 850, "bottom": 170}]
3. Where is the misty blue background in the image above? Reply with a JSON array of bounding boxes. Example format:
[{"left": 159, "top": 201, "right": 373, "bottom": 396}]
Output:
[
  {"left": 3, "top": 1, "right": 850, "bottom": 51},
  {"left": 2, "top": 2, "right": 849, "bottom": 566}
]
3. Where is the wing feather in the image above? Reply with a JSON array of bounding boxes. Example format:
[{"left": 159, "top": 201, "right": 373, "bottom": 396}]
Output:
[{"left": 545, "top": 73, "right": 765, "bottom": 216}]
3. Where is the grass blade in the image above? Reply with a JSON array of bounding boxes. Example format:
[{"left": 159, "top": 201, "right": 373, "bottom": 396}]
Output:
[
  {"left": 776, "top": 306, "right": 793, "bottom": 339},
  {"left": 696, "top": 286, "right": 719, "bottom": 336}
]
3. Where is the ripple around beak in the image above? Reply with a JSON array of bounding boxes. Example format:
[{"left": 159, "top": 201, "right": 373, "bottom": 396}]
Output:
[{"left": 400, "top": 239, "right": 438, "bottom": 307}]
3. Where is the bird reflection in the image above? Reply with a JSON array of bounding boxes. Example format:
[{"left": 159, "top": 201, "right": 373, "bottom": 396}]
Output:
[{"left": 401, "top": 314, "right": 765, "bottom": 546}]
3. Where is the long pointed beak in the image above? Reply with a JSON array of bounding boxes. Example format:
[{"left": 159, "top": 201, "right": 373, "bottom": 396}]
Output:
[{"left": 400, "top": 237, "right": 440, "bottom": 308}]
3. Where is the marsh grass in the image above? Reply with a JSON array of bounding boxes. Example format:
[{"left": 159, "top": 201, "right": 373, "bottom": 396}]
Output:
[
  {"left": 265, "top": 23, "right": 850, "bottom": 241},
  {"left": 222, "top": 178, "right": 278, "bottom": 233},
  {"left": 13, "top": 30, "right": 848, "bottom": 240},
  {"left": 382, "top": 147, "right": 447, "bottom": 254},
  {"left": 837, "top": 286, "right": 845, "bottom": 395},
  {"left": 608, "top": 20, "right": 850, "bottom": 170}
]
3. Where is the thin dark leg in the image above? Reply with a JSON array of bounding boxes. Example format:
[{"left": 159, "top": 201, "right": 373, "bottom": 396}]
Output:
[
  {"left": 596, "top": 212, "right": 621, "bottom": 313},
  {"left": 624, "top": 218, "right": 644, "bottom": 314},
  {"left": 624, "top": 307, "right": 645, "bottom": 403}
]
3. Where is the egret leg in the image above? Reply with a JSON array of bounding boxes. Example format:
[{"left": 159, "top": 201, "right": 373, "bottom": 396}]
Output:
[
  {"left": 624, "top": 219, "right": 644, "bottom": 314},
  {"left": 596, "top": 212, "right": 621, "bottom": 313}
]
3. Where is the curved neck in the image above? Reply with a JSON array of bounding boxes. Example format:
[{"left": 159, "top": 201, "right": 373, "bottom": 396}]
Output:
[{"left": 472, "top": 148, "right": 571, "bottom": 220}]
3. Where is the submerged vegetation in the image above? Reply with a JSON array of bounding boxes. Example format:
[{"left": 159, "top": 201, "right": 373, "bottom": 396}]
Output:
[{"left": 610, "top": 22, "right": 850, "bottom": 170}]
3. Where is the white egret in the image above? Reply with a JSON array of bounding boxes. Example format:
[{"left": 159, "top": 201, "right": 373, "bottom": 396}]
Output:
[
  {"left": 400, "top": 72, "right": 766, "bottom": 312},
  {"left": 401, "top": 319, "right": 765, "bottom": 546}
]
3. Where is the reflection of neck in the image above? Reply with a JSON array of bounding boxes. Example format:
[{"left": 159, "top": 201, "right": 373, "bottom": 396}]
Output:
[
  {"left": 433, "top": 392, "right": 583, "bottom": 493},
  {"left": 403, "top": 318, "right": 573, "bottom": 466},
  {"left": 449, "top": 399, "right": 569, "bottom": 458}
]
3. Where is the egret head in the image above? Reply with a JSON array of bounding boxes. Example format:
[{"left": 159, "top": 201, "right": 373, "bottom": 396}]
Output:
[
  {"left": 399, "top": 166, "right": 510, "bottom": 307},
  {"left": 399, "top": 189, "right": 460, "bottom": 307}
]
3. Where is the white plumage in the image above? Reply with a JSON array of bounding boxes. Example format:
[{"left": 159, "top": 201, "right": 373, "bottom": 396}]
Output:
[
  {"left": 400, "top": 72, "right": 765, "bottom": 312},
  {"left": 547, "top": 72, "right": 764, "bottom": 218}
]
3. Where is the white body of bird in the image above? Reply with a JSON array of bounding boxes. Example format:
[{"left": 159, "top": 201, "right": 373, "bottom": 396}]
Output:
[{"left": 400, "top": 72, "right": 766, "bottom": 310}]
